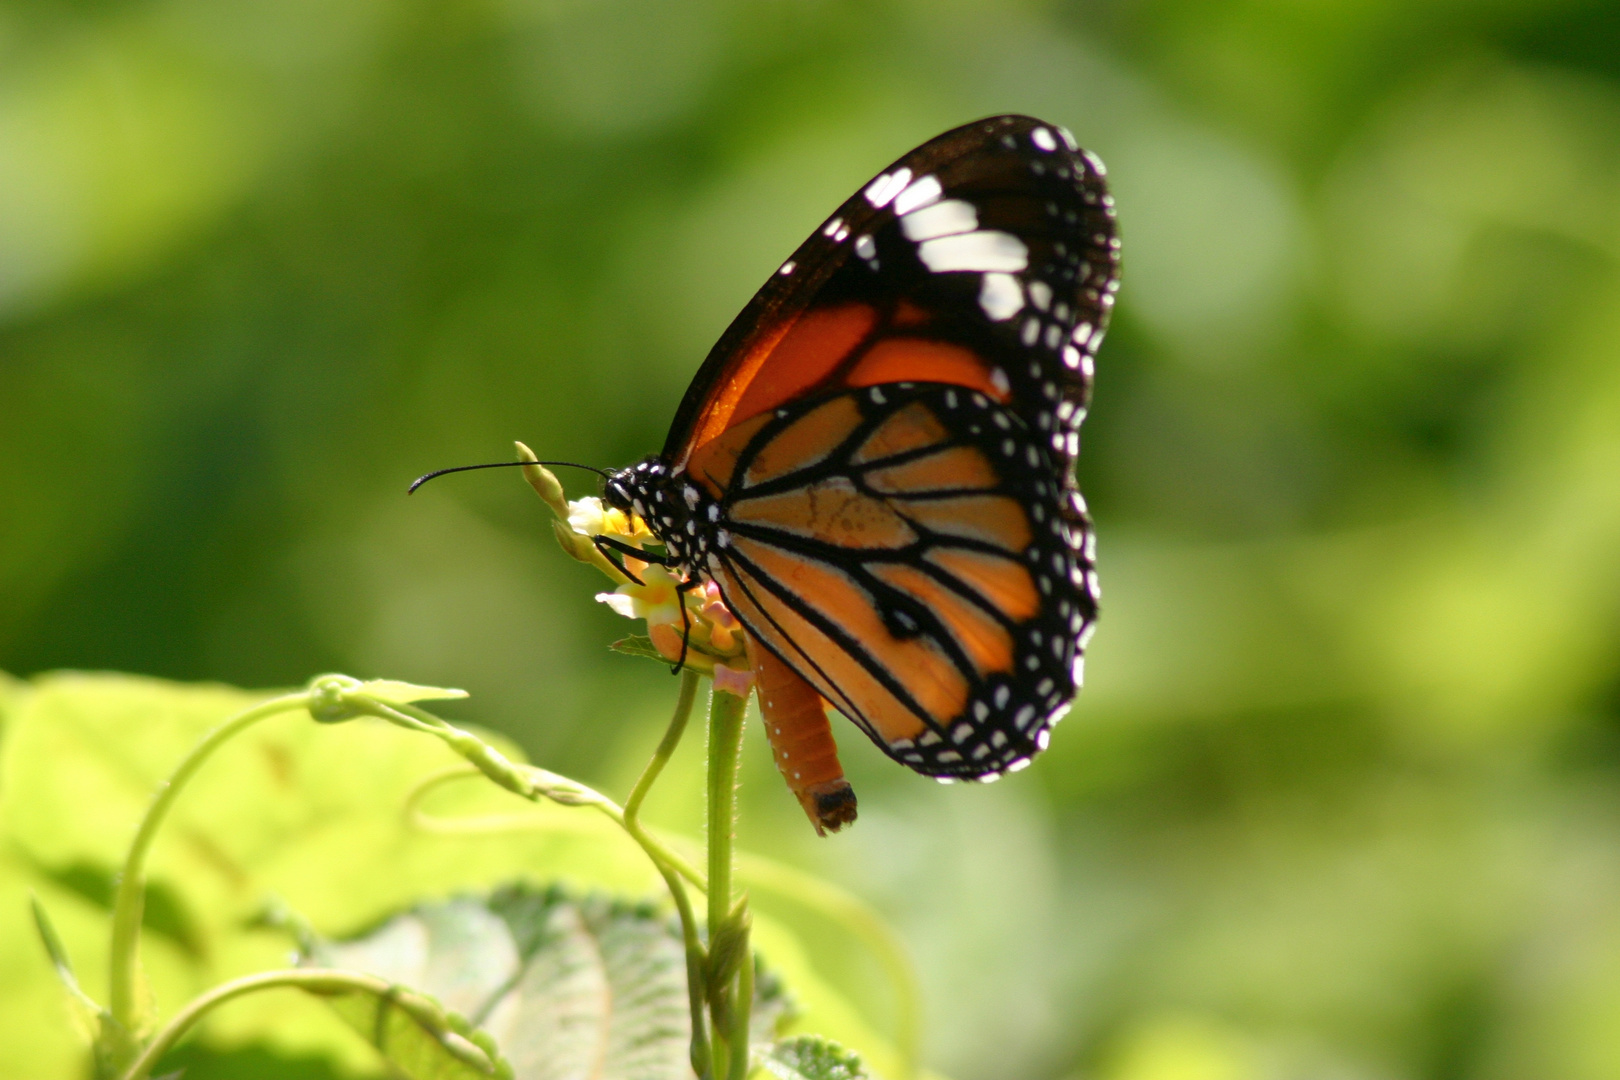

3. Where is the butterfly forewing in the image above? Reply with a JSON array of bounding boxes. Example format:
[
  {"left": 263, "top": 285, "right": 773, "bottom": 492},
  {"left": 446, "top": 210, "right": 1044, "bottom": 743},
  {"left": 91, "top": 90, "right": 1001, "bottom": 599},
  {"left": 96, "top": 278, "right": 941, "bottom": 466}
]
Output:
[{"left": 665, "top": 115, "right": 1118, "bottom": 476}]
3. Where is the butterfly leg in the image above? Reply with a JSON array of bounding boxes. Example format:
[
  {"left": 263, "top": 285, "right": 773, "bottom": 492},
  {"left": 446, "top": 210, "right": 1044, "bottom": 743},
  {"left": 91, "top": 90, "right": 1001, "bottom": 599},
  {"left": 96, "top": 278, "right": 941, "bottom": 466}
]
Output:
[
  {"left": 591, "top": 534, "right": 672, "bottom": 585},
  {"left": 669, "top": 575, "right": 704, "bottom": 674}
]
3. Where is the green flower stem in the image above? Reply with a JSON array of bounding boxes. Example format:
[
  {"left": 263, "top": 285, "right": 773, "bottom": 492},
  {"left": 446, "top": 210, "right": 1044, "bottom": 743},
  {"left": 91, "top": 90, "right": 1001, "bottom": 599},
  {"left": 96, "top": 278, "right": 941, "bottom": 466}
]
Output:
[
  {"left": 624, "top": 668, "right": 701, "bottom": 828},
  {"left": 116, "top": 968, "right": 497, "bottom": 1080},
  {"left": 402, "top": 750, "right": 923, "bottom": 1078},
  {"left": 705, "top": 686, "right": 748, "bottom": 944},
  {"left": 108, "top": 691, "right": 309, "bottom": 1037},
  {"left": 624, "top": 670, "right": 711, "bottom": 1079},
  {"left": 401, "top": 764, "right": 708, "bottom": 890},
  {"left": 704, "top": 685, "right": 749, "bottom": 1075},
  {"left": 403, "top": 766, "right": 607, "bottom": 838},
  {"left": 392, "top": 681, "right": 724, "bottom": 1076},
  {"left": 379, "top": 696, "right": 716, "bottom": 889}
]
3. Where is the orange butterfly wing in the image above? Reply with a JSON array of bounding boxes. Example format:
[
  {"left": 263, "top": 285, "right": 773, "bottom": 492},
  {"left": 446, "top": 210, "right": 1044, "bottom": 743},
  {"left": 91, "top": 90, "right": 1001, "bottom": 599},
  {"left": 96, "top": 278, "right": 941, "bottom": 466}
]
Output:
[
  {"left": 663, "top": 115, "right": 1116, "bottom": 470},
  {"left": 692, "top": 383, "right": 1068, "bottom": 776},
  {"left": 615, "top": 115, "right": 1117, "bottom": 788}
]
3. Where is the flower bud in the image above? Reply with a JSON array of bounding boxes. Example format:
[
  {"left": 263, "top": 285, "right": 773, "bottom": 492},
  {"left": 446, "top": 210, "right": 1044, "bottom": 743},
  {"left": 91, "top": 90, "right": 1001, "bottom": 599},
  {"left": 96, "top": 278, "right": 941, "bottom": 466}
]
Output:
[{"left": 516, "top": 442, "right": 571, "bottom": 520}]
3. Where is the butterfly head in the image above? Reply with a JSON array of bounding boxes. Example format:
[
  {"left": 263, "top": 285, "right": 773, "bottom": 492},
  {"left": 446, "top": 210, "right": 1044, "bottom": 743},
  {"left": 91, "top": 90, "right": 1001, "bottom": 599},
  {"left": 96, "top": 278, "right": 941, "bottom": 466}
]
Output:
[
  {"left": 604, "top": 456, "right": 716, "bottom": 575},
  {"left": 601, "top": 461, "right": 649, "bottom": 518}
]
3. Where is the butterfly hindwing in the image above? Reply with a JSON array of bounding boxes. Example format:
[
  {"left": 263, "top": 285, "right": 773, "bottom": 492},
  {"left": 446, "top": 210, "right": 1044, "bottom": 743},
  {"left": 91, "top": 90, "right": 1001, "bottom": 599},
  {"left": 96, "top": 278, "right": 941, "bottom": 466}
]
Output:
[{"left": 693, "top": 382, "right": 1081, "bottom": 777}]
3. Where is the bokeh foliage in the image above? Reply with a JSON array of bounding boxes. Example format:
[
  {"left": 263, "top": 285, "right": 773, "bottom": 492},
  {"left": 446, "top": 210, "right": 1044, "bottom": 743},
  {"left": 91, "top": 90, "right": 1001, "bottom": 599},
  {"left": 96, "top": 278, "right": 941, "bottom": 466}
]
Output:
[
  {"left": 3, "top": 0, "right": 1620, "bottom": 1078},
  {"left": 0, "top": 673, "right": 896, "bottom": 1078}
]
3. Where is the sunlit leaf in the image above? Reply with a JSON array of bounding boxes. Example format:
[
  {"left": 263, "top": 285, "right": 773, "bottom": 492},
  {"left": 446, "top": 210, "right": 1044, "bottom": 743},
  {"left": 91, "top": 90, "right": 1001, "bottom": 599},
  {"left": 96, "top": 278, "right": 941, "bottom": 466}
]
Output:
[
  {"left": 0, "top": 674, "right": 891, "bottom": 1076},
  {"left": 301, "top": 884, "right": 792, "bottom": 1080},
  {"left": 0, "top": 673, "right": 657, "bottom": 1073},
  {"left": 301, "top": 981, "right": 508, "bottom": 1080},
  {"left": 760, "top": 1035, "right": 869, "bottom": 1080}
]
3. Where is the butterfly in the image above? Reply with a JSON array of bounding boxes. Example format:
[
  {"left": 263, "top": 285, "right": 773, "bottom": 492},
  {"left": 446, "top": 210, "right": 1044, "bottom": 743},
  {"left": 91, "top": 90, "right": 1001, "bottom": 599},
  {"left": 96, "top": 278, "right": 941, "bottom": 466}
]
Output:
[{"left": 602, "top": 115, "right": 1119, "bottom": 834}]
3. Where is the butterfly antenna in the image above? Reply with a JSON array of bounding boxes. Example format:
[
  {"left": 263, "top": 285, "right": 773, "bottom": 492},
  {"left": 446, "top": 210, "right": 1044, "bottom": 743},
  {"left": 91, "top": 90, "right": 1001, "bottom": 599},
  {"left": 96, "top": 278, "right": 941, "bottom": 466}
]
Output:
[{"left": 408, "top": 459, "right": 612, "bottom": 494}]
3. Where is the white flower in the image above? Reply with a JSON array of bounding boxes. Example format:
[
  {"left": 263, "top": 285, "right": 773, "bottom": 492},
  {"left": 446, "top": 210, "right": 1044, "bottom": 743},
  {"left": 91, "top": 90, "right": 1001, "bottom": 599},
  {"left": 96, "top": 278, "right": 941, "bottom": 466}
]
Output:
[
  {"left": 595, "top": 564, "right": 684, "bottom": 627},
  {"left": 567, "top": 496, "right": 651, "bottom": 542}
]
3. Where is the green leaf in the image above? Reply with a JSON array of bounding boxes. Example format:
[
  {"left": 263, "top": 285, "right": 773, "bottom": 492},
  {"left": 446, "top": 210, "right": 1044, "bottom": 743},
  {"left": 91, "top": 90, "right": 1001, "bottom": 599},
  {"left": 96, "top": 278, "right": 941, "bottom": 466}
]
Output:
[
  {"left": 301, "top": 884, "right": 792, "bottom": 1080},
  {"left": 300, "top": 979, "right": 508, "bottom": 1080},
  {"left": 610, "top": 635, "right": 669, "bottom": 664},
  {"left": 0, "top": 671, "right": 886, "bottom": 1077},
  {"left": 760, "top": 1035, "right": 869, "bottom": 1080},
  {"left": 0, "top": 672, "right": 654, "bottom": 1076}
]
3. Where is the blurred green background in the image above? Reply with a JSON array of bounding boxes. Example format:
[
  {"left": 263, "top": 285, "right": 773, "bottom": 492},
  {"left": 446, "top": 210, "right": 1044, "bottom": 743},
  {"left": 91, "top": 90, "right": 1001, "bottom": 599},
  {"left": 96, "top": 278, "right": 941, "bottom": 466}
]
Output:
[{"left": 5, "top": 0, "right": 1620, "bottom": 1077}]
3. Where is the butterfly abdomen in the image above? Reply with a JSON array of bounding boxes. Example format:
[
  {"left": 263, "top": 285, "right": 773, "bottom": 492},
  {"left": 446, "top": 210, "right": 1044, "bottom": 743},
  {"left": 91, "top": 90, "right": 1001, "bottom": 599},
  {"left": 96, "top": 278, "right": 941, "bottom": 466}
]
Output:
[{"left": 753, "top": 640, "right": 857, "bottom": 835}]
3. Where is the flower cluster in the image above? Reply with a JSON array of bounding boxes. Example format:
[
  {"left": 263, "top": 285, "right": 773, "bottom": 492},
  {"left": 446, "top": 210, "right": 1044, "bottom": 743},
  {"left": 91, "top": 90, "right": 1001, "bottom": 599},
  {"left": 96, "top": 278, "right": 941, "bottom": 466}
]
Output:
[{"left": 518, "top": 449, "right": 753, "bottom": 696}]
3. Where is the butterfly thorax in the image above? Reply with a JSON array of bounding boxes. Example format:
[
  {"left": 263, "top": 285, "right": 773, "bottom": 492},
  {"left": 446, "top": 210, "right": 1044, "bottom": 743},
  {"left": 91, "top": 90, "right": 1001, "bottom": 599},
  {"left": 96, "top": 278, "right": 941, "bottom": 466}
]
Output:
[{"left": 604, "top": 456, "right": 719, "bottom": 580}]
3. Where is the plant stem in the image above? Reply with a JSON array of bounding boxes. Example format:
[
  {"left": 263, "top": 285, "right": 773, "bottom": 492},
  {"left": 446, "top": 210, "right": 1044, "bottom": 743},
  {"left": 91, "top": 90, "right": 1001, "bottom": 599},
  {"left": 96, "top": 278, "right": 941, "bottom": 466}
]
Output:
[
  {"left": 624, "top": 670, "right": 711, "bottom": 1079},
  {"left": 706, "top": 686, "right": 747, "bottom": 946},
  {"left": 625, "top": 669, "right": 701, "bottom": 828},
  {"left": 399, "top": 682, "right": 720, "bottom": 1076},
  {"left": 403, "top": 766, "right": 707, "bottom": 886},
  {"left": 108, "top": 691, "right": 308, "bottom": 1037},
  {"left": 704, "top": 686, "right": 749, "bottom": 1076},
  {"left": 116, "top": 968, "right": 496, "bottom": 1080}
]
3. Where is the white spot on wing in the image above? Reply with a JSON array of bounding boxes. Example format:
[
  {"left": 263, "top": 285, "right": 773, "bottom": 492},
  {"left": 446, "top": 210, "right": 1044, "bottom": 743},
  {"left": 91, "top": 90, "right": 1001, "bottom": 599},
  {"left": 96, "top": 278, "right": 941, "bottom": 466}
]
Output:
[
  {"left": 978, "top": 272, "right": 1024, "bottom": 321},
  {"left": 892, "top": 174, "right": 943, "bottom": 216},
  {"left": 917, "top": 231, "right": 1028, "bottom": 274},
  {"left": 1027, "top": 280, "right": 1052, "bottom": 311},
  {"left": 865, "top": 168, "right": 913, "bottom": 208},
  {"left": 900, "top": 198, "right": 977, "bottom": 242},
  {"left": 1031, "top": 127, "right": 1057, "bottom": 152}
]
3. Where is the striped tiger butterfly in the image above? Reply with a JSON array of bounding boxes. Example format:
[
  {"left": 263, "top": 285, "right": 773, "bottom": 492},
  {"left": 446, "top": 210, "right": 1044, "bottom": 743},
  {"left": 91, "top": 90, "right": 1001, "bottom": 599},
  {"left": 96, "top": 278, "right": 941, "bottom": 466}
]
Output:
[{"left": 605, "top": 115, "right": 1118, "bottom": 834}]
